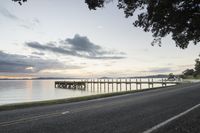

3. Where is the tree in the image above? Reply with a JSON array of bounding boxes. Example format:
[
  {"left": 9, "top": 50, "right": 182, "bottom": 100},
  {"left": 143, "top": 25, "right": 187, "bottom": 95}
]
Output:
[
  {"left": 194, "top": 54, "right": 200, "bottom": 76},
  {"left": 12, "top": 0, "right": 27, "bottom": 5},
  {"left": 181, "top": 54, "right": 200, "bottom": 78},
  {"left": 168, "top": 73, "right": 175, "bottom": 80},
  {"left": 12, "top": 0, "right": 200, "bottom": 49},
  {"left": 182, "top": 69, "right": 194, "bottom": 76},
  {"left": 85, "top": 0, "right": 200, "bottom": 49}
]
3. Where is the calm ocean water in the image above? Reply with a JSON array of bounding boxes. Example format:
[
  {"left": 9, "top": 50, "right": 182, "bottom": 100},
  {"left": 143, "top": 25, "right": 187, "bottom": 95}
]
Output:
[
  {"left": 0, "top": 80, "right": 96, "bottom": 105},
  {"left": 0, "top": 79, "right": 174, "bottom": 105}
]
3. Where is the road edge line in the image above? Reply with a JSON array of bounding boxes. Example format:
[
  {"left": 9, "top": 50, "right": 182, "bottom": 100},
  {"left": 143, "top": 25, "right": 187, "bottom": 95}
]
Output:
[{"left": 143, "top": 103, "right": 200, "bottom": 133}]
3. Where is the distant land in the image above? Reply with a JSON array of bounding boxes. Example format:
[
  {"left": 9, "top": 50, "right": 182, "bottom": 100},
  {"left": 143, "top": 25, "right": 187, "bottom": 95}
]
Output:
[{"left": 100, "top": 74, "right": 169, "bottom": 79}]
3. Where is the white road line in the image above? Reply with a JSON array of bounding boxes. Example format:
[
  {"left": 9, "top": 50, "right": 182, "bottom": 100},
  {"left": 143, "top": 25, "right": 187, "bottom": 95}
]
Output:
[
  {"left": 61, "top": 111, "right": 70, "bottom": 115},
  {"left": 143, "top": 103, "right": 200, "bottom": 133}
]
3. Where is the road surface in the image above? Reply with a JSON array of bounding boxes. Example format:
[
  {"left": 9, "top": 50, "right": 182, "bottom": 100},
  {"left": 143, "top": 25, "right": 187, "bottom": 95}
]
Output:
[{"left": 0, "top": 83, "right": 200, "bottom": 133}]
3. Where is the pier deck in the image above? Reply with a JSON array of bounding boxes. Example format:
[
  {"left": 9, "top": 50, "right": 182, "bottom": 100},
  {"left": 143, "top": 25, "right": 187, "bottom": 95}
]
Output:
[
  {"left": 55, "top": 81, "right": 86, "bottom": 90},
  {"left": 55, "top": 78, "right": 179, "bottom": 90}
]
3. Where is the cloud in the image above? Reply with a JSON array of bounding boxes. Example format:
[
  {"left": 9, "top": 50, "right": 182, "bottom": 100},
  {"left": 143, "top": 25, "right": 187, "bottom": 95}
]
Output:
[
  {"left": 97, "top": 25, "right": 103, "bottom": 29},
  {"left": 0, "top": 7, "right": 19, "bottom": 20},
  {"left": 0, "top": 7, "right": 40, "bottom": 30},
  {"left": 0, "top": 51, "right": 81, "bottom": 73},
  {"left": 32, "top": 18, "right": 40, "bottom": 24},
  {"left": 32, "top": 52, "right": 45, "bottom": 56},
  {"left": 26, "top": 34, "right": 126, "bottom": 59},
  {"left": 19, "top": 24, "right": 32, "bottom": 29},
  {"left": 19, "top": 18, "right": 40, "bottom": 30}
]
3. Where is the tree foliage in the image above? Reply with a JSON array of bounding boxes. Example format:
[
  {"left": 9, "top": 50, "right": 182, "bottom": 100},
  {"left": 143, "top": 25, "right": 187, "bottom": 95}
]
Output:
[
  {"left": 12, "top": 0, "right": 27, "bottom": 5},
  {"left": 85, "top": 0, "right": 200, "bottom": 48},
  {"left": 168, "top": 73, "right": 175, "bottom": 79},
  {"left": 183, "top": 69, "right": 194, "bottom": 76},
  {"left": 182, "top": 54, "right": 200, "bottom": 78},
  {"left": 194, "top": 54, "right": 200, "bottom": 75},
  {"left": 13, "top": 0, "right": 200, "bottom": 49}
]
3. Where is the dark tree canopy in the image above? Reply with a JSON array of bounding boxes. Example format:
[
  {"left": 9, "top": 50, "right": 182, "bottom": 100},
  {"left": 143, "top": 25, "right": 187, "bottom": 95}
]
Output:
[
  {"left": 183, "top": 69, "right": 194, "bottom": 76},
  {"left": 182, "top": 54, "right": 200, "bottom": 78},
  {"left": 85, "top": 0, "right": 200, "bottom": 49},
  {"left": 13, "top": 0, "right": 200, "bottom": 49},
  {"left": 12, "top": 0, "right": 27, "bottom": 5},
  {"left": 168, "top": 73, "right": 175, "bottom": 79},
  {"left": 194, "top": 54, "right": 200, "bottom": 75}
]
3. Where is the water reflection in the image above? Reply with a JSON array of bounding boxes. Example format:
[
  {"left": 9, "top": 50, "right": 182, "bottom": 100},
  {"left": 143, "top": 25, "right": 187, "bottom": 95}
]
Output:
[
  {"left": 0, "top": 78, "right": 176, "bottom": 105},
  {"left": 25, "top": 80, "right": 33, "bottom": 101},
  {"left": 0, "top": 80, "right": 96, "bottom": 105}
]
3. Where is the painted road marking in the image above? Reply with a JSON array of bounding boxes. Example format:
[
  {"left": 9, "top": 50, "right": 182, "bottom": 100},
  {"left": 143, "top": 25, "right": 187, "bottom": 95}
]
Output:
[
  {"left": 61, "top": 111, "right": 70, "bottom": 115},
  {"left": 0, "top": 112, "right": 64, "bottom": 127},
  {"left": 0, "top": 100, "right": 122, "bottom": 127},
  {"left": 143, "top": 103, "right": 200, "bottom": 133}
]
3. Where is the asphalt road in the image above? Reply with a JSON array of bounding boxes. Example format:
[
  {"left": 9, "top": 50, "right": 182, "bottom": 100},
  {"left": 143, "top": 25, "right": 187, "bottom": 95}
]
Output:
[
  {"left": 0, "top": 83, "right": 200, "bottom": 133},
  {"left": 153, "top": 105, "right": 200, "bottom": 133}
]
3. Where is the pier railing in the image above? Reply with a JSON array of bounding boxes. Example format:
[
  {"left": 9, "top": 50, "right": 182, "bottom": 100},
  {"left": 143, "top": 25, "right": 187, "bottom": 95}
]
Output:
[{"left": 55, "top": 78, "right": 179, "bottom": 92}]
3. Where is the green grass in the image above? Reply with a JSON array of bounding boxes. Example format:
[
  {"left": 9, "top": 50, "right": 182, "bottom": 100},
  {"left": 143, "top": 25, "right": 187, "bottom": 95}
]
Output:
[{"left": 0, "top": 84, "right": 183, "bottom": 111}]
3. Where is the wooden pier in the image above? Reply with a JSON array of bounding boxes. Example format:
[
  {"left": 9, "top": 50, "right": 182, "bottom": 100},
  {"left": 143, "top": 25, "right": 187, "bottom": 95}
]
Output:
[
  {"left": 55, "top": 81, "right": 86, "bottom": 90},
  {"left": 55, "top": 78, "right": 179, "bottom": 91}
]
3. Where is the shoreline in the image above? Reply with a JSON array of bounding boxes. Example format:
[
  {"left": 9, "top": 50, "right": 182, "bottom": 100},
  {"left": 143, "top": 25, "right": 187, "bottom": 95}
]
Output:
[{"left": 0, "top": 83, "right": 185, "bottom": 111}]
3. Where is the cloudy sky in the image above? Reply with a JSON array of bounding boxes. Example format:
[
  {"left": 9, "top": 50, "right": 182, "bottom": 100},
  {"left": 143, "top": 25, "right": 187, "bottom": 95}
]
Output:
[{"left": 0, "top": 0, "right": 199, "bottom": 78}]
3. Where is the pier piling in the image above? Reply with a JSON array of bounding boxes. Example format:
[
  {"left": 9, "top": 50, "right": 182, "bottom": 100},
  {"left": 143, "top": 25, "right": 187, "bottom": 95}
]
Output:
[{"left": 55, "top": 78, "right": 178, "bottom": 92}]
